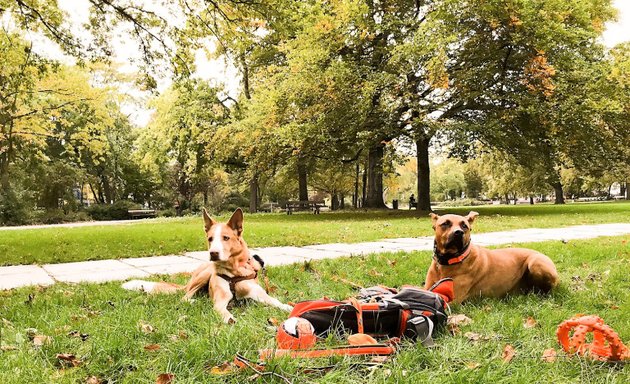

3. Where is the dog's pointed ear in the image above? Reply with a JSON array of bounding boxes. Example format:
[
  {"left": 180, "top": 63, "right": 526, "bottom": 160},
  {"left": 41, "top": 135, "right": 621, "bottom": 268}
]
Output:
[
  {"left": 429, "top": 212, "right": 439, "bottom": 230},
  {"left": 466, "top": 211, "right": 479, "bottom": 225},
  {"left": 202, "top": 208, "right": 216, "bottom": 232},
  {"left": 227, "top": 208, "right": 244, "bottom": 236}
]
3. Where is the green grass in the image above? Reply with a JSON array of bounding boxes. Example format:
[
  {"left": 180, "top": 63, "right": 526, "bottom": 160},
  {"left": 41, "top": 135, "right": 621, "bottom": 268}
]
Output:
[
  {"left": 1, "top": 235, "right": 628, "bottom": 383},
  {"left": 1, "top": 201, "right": 629, "bottom": 266}
]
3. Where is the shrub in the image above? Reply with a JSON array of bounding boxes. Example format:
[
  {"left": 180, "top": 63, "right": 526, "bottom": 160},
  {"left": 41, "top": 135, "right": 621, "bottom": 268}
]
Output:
[
  {"left": 0, "top": 187, "right": 31, "bottom": 226},
  {"left": 87, "top": 200, "right": 141, "bottom": 221}
]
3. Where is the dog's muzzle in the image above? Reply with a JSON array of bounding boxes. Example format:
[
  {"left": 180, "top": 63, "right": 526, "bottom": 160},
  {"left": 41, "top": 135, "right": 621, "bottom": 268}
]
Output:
[{"left": 209, "top": 251, "right": 220, "bottom": 261}]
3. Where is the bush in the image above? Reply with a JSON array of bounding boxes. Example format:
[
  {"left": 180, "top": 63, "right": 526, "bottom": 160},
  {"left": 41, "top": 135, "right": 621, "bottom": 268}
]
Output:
[
  {"left": 36, "top": 209, "right": 91, "bottom": 224},
  {"left": 87, "top": 200, "right": 141, "bottom": 221},
  {"left": 0, "top": 187, "right": 31, "bottom": 226}
]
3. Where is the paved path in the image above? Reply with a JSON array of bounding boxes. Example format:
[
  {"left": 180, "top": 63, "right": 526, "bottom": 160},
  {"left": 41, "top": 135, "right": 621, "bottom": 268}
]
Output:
[
  {"left": 2, "top": 223, "right": 630, "bottom": 290},
  {"left": 0, "top": 218, "right": 161, "bottom": 231}
]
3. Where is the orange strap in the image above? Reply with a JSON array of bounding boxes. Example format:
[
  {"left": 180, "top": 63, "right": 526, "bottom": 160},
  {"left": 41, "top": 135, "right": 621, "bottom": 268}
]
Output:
[
  {"left": 348, "top": 297, "right": 364, "bottom": 334},
  {"left": 259, "top": 344, "right": 396, "bottom": 360},
  {"left": 557, "top": 315, "right": 629, "bottom": 362}
]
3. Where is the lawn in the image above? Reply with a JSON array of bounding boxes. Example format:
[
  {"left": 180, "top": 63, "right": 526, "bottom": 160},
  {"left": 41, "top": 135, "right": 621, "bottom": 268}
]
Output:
[
  {"left": 0, "top": 235, "right": 628, "bottom": 383},
  {"left": 1, "top": 201, "right": 629, "bottom": 266}
]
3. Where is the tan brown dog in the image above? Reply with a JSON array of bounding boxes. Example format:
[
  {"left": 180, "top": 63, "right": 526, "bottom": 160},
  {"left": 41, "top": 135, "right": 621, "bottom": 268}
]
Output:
[
  {"left": 424, "top": 212, "right": 559, "bottom": 303},
  {"left": 123, "top": 208, "right": 292, "bottom": 323}
]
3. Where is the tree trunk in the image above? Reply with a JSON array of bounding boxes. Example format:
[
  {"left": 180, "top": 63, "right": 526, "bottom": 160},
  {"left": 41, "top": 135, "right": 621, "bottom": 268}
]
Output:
[
  {"left": 504, "top": 193, "right": 509, "bottom": 205},
  {"left": 552, "top": 182, "right": 565, "bottom": 204},
  {"left": 331, "top": 193, "right": 339, "bottom": 211},
  {"left": 415, "top": 136, "right": 432, "bottom": 211},
  {"left": 529, "top": 195, "right": 534, "bottom": 205},
  {"left": 249, "top": 175, "right": 258, "bottom": 213},
  {"left": 353, "top": 161, "right": 359, "bottom": 208},
  {"left": 339, "top": 193, "right": 345, "bottom": 210},
  {"left": 365, "top": 143, "right": 386, "bottom": 208},
  {"left": 361, "top": 159, "right": 367, "bottom": 208},
  {"left": 297, "top": 155, "right": 308, "bottom": 205}
]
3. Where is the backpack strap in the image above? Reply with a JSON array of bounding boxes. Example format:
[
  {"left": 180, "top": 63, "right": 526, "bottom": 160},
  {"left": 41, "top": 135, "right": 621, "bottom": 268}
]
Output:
[{"left": 347, "top": 297, "right": 364, "bottom": 334}]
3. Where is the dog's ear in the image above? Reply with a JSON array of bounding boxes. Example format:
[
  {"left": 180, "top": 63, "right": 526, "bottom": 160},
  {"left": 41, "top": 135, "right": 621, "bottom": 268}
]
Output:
[
  {"left": 202, "top": 208, "right": 216, "bottom": 232},
  {"left": 429, "top": 212, "right": 439, "bottom": 230},
  {"left": 227, "top": 208, "right": 244, "bottom": 236},
  {"left": 466, "top": 211, "right": 479, "bottom": 225}
]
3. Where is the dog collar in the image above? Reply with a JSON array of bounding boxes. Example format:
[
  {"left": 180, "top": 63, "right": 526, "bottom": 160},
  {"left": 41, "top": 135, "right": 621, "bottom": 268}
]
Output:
[
  {"left": 433, "top": 241, "right": 472, "bottom": 266},
  {"left": 217, "top": 271, "right": 258, "bottom": 295}
]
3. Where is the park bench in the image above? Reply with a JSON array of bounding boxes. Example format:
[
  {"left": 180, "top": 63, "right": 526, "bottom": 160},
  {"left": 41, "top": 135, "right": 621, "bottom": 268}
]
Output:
[
  {"left": 286, "top": 200, "right": 327, "bottom": 215},
  {"left": 128, "top": 209, "right": 157, "bottom": 219}
]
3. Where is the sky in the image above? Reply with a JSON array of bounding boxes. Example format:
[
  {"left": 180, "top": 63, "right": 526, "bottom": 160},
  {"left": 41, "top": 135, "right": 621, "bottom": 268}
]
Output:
[{"left": 10, "top": 0, "right": 630, "bottom": 127}]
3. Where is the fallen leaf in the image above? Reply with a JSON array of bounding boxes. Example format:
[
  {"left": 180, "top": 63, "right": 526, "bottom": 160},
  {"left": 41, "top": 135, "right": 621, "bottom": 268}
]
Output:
[
  {"left": 387, "top": 259, "right": 397, "bottom": 267},
  {"left": 264, "top": 276, "right": 277, "bottom": 293},
  {"left": 447, "top": 323, "right": 461, "bottom": 335},
  {"left": 464, "top": 332, "right": 483, "bottom": 342},
  {"left": 523, "top": 317, "right": 538, "bottom": 328},
  {"left": 448, "top": 314, "right": 473, "bottom": 327},
  {"left": 542, "top": 348, "right": 557, "bottom": 362},
  {"left": 85, "top": 376, "right": 102, "bottom": 384},
  {"left": 370, "top": 355, "right": 389, "bottom": 363},
  {"left": 56, "top": 353, "right": 82, "bottom": 367},
  {"left": 144, "top": 344, "right": 161, "bottom": 351},
  {"left": 1, "top": 345, "right": 18, "bottom": 351},
  {"left": 610, "top": 305, "right": 620, "bottom": 310},
  {"left": 465, "top": 362, "right": 481, "bottom": 369},
  {"left": 267, "top": 317, "right": 279, "bottom": 326},
  {"left": 25, "top": 293, "right": 35, "bottom": 305},
  {"left": 68, "top": 330, "right": 89, "bottom": 341},
  {"left": 502, "top": 344, "right": 516, "bottom": 363},
  {"left": 209, "top": 361, "right": 236, "bottom": 375},
  {"left": 33, "top": 335, "right": 51, "bottom": 346},
  {"left": 368, "top": 268, "right": 383, "bottom": 277},
  {"left": 139, "top": 321, "right": 155, "bottom": 334},
  {"left": 156, "top": 373, "right": 174, "bottom": 384}
]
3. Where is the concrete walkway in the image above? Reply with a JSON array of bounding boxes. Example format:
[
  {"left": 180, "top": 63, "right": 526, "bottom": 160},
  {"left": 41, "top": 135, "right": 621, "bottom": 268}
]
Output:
[{"left": 2, "top": 223, "right": 630, "bottom": 290}]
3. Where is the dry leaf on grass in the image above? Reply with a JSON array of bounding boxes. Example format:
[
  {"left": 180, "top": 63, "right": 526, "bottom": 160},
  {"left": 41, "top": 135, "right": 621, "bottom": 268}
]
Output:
[
  {"left": 33, "top": 335, "right": 52, "bottom": 346},
  {"left": 523, "top": 316, "right": 538, "bottom": 328},
  {"left": 464, "top": 332, "right": 483, "bottom": 342},
  {"left": 447, "top": 323, "right": 461, "bottom": 335},
  {"left": 370, "top": 356, "right": 389, "bottom": 363},
  {"left": 1, "top": 345, "right": 18, "bottom": 351},
  {"left": 85, "top": 376, "right": 103, "bottom": 384},
  {"left": 387, "top": 259, "right": 397, "bottom": 267},
  {"left": 144, "top": 344, "right": 161, "bottom": 351},
  {"left": 542, "top": 348, "right": 557, "bottom": 362},
  {"left": 139, "top": 321, "right": 155, "bottom": 334},
  {"left": 156, "top": 373, "right": 174, "bottom": 384},
  {"left": 267, "top": 317, "right": 279, "bottom": 326},
  {"left": 448, "top": 314, "right": 472, "bottom": 327},
  {"left": 502, "top": 344, "right": 516, "bottom": 363},
  {"left": 465, "top": 362, "right": 481, "bottom": 369},
  {"left": 368, "top": 268, "right": 384, "bottom": 277},
  {"left": 56, "top": 353, "right": 83, "bottom": 367},
  {"left": 208, "top": 361, "right": 236, "bottom": 375}
]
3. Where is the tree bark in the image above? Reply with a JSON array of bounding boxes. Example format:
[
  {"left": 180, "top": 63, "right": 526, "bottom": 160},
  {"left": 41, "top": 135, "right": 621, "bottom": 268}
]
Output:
[
  {"left": 297, "top": 155, "right": 309, "bottom": 204},
  {"left": 331, "top": 193, "right": 339, "bottom": 211},
  {"left": 552, "top": 182, "right": 565, "bottom": 204},
  {"left": 365, "top": 143, "right": 386, "bottom": 208},
  {"left": 353, "top": 161, "right": 360, "bottom": 208},
  {"left": 340, "top": 193, "right": 345, "bottom": 210},
  {"left": 361, "top": 159, "right": 367, "bottom": 208},
  {"left": 249, "top": 175, "right": 258, "bottom": 213},
  {"left": 415, "top": 135, "right": 432, "bottom": 211}
]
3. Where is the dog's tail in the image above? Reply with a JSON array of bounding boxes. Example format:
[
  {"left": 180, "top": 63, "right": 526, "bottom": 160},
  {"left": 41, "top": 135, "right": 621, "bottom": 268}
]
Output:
[{"left": 121, "top": 280, "right": 184, "bottom": 294}]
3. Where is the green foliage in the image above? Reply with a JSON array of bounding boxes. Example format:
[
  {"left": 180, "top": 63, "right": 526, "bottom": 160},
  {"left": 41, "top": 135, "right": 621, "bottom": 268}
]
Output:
[{"left": 86, "top": 200, "right": 141, "bottom": 221}]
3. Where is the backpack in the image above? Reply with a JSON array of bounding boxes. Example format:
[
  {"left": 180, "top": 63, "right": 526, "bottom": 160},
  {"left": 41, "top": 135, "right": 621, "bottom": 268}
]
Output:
[{"left": 287, "top": 278, "right": 453, "bottom": 346}]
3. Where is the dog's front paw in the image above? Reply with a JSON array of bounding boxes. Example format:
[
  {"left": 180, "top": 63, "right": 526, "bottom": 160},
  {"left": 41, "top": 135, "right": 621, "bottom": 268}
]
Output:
[
  {"left": 280, "top": 304, "right": 293, "bottom": 312},
  {"left": 222, "top": 314, "right": 236, "bottom": 324}
]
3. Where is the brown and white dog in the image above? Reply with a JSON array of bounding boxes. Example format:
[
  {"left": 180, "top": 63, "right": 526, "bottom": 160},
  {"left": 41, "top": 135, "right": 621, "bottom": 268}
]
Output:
[
  {"left": 424, "top": 212, "right": 559, "bottom": 303},
  {"left": 123, "top": 208, "right": 292, "bottom": 323}
]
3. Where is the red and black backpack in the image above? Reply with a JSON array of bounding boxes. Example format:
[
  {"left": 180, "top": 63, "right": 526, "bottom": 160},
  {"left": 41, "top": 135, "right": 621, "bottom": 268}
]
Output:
[{"left": 287, "top": 278, "right": 454, "bottom": 346}]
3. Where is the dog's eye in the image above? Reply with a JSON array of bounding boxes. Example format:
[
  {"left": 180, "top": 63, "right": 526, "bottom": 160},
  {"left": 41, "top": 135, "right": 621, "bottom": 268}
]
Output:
[
  {"left": 223, "top": 236, "right": 230, "bottom": 241},
  {"left": 440, "top": 221, "right": 451, "bottom": 228},
  {"left": 461, "top": 223, "right": 468, "bottom": 230}
]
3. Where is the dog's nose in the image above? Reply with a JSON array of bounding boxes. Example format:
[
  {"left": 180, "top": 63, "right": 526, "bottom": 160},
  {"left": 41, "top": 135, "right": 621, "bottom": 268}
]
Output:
[
  {"left": 453, "top": 229, "right": 464, "bottom": 237},
  {"left": 209, "top": 251, "right": 219, "bottom": 261}
]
